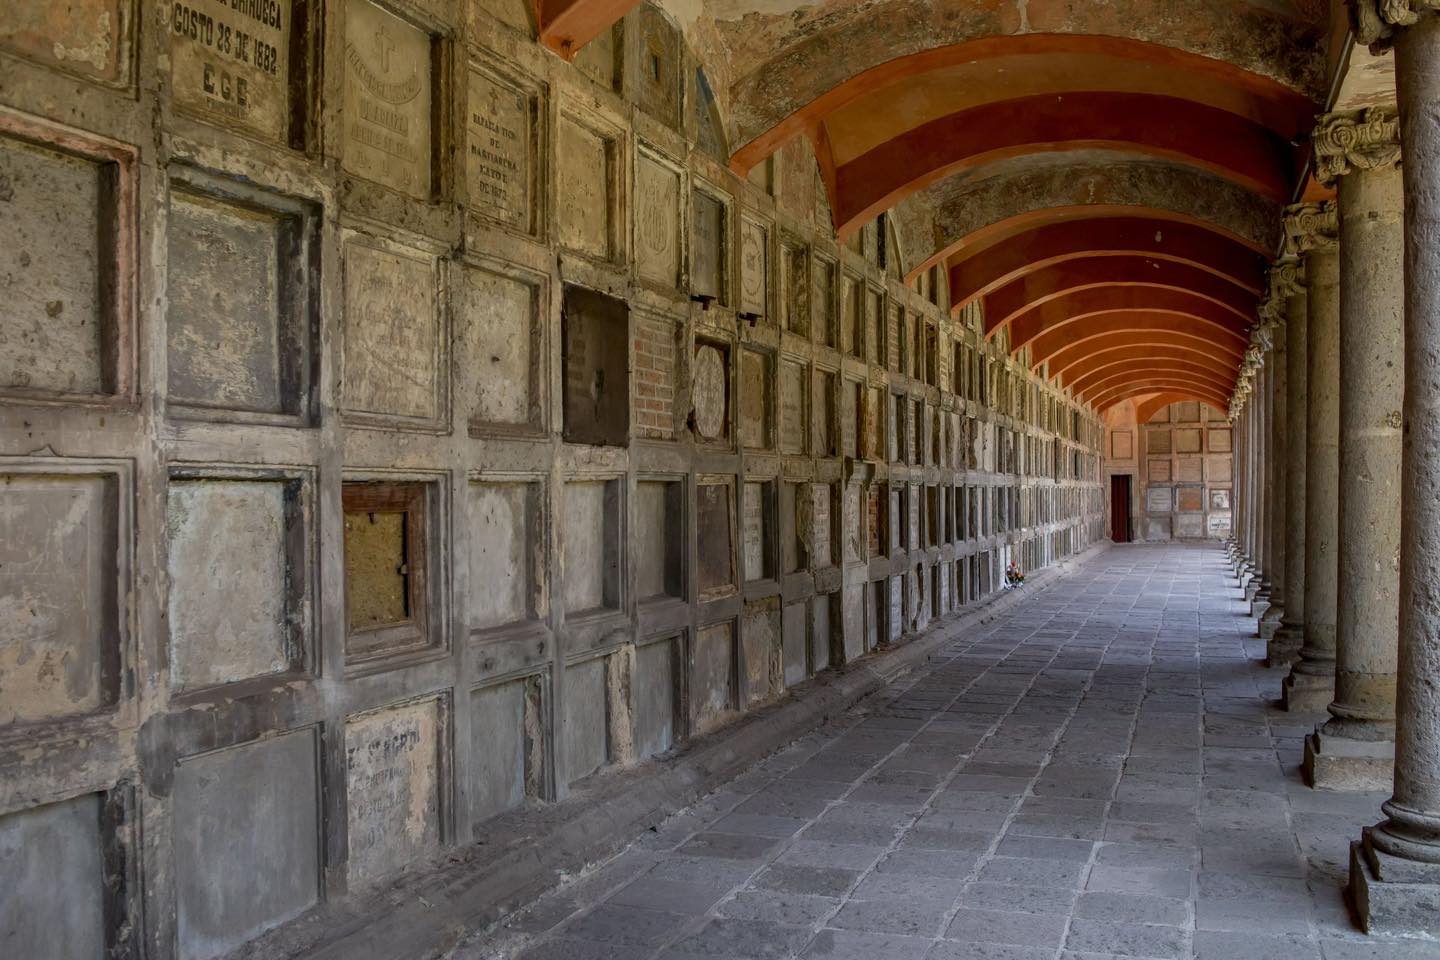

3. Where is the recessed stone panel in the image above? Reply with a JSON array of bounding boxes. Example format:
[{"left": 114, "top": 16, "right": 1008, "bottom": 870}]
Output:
[
  {"left": 343, "top": 0, "right": 433, "bottom": 198},
  {"left": 342, "top": 239, "right": 442, "bottom": 427},
  {"left": 741, "top": 603, "right": 779, "bottom": 704},
  {"left": 634, "top": 638, "right": 677, "bottom": 758},
  {"left": 345, "top": 697, "right": 444, "bottom": 884},
  {"left": 468, "top": 480, "right": 539, "bottom": 631},
  {"left": 739, "top": 218, "right": 768, "bottom": 317},
  {"left": 1149, "top": 459, "right": 1172, "bottom": 482},
  {"left": 173, "top": 730, "right": 320, "bottom": 960},
  {"left": 457, "top": 260, "right": 542, "bottom": 435},
  {"left": 739, "top": 348, "right": 771, "bottom": 449},
  {"left": 1176, "top": 486, "right": 1205, "bottom": 513},
  {"left": 811, "top": 483, "right": 833, "bottom": 568},
  {"left": 781, "top": 602, "right": 806, "bottom": 688},
  {"left": 1145, "top": 487, "right": 1172, "bottom": 513},
  {"left": 466, "top": 65, "right": 538, "bottom": 233},
  {"left": 0, "top": 793, "right": 106, "bottom": 960},
  {"left": 815, "top": 370, "right": 836, "bottom": 456},
  {"left": 1175, "top": 458, "right": 1203, "bottom": 483},
  {"left": 564, "top": 657, "right": 608, "bottom": 784},
  {"left": 0, "top": 132, "right": 111, "bottom": 397},
  {"left": 812, "top": 257, "right": 835, "bottom": 347},
  {"left": 696, "top": 481, "right": 735, "bottom": 595},
  {"left": 167, "top": 478, "right": 301, "bottom": 691},
  {"left": 557, "top": 114, "right": 617, "bottom": 260},
  {"left": 691, "top": 189, "right": 724, "bottom": 301},
  {"left": 1175, "top": 401, "right": 1200, "bottom": 422},
  {"left": 636, "top": 151, "right": 681, "bottom": 287},
  {"left": 1209, "top": 428, "right": 1232, "bottom": 452},
  {"left": 635, "top": 4, "right": 681, "bottom": 126},
  {"left": 780, "top": 240, "right": 809, "bottom": 336},
  {"left": 692, "top": 622, "right": 734, "bottom": 733},
  {"left": 813, "top": 594, "right": 833, "bottom": 672},
  {"left": 167, "top": 176, "right": 314, "bottom": 420},
  {"left": 469, "top": 676, "right": 538, "bottom": 824},
  {"left": 1175, "top": 513, "right": 1205, "bottom": 538},
  {"left": 169, "top": 0, "right": 294, "bottom": 144},
  {"left": 0, "top": 472, "right": 119, "bottom": 726},
  {"left": 1175, "top": 428, "right": 1202, "bottom": 454},
  {"left": 562, "top": 479, "right": 619, "bottom": 614},
  {"left": 1111, "top": 431, "right": 1133, "bottom": 459},
  {"left": 778, "top": 358, "right": 807, "bottom": 455},
  {"left": 1147, "top": 429, "right": 1172, "bottom": 454},
  {"left": 635, "top": 479, "right": 684, "bottom": 601},
  {"left": 1, "top": 0, "right": 127, "bottom": 84},
  {"left": 742, "top": 481, "right": 773, "bottom": 582}
]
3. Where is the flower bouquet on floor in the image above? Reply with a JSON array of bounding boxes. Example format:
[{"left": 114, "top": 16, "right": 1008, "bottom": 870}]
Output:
[{"left": 1004, "top": 561, "right": 1025, "bottom": 589}]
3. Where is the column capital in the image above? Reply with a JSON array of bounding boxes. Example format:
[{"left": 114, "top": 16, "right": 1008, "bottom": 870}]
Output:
[
  {"left": 1348, "top": 0, "right": 1440, "bottom": 50},
  {"left": 1283, "top": 201, "right": 1339, "bottom": 257},
  {"left": 1313, "top": 108, "right": 1402, "bottom": 186},
  {"left": 1270, "top": 259, "right": 1306, "bottom": 299}
]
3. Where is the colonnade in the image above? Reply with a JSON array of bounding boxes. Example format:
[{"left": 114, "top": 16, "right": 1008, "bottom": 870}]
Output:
[{"left": 1227, "top": 10, "right": 1440, "bottom": 934}]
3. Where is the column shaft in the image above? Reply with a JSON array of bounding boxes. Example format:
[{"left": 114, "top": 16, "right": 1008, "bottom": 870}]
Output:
[
  {"left": 1305, "top": 160, "right": 1404, "bottom": 790},
  {"left": 1261, "top": 318, "right": 1288, "bottom": 634},
  {"left": 1284, "top": 244, "right": 1340, "bottom": 711},
  {"left": 1272, "top": 286, "right": 1308, "bottom": 663},
  {"left": 1351, "top": 17, "right": 1440, "bottom": 936}
]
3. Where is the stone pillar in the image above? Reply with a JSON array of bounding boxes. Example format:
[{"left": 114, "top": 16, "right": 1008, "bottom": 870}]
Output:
[
  {"left": 1349, "top": 10, "right": 1440, "bottom": 935},
  {"left": 1303, "top": 109, "right": 1405, "bottom": 791},
  {"left": 1259, "top": 291, "right": 1288, "bottom": 636},
  {"left": 1250, "top": 357, "right": 1270, "bottom": 607},
  {"left": 1231, "top": 405, "right": 1247, "bottom": 571},
  {"left": 1270, "top": 262, "right": 1307, "bottom": 665},
  {"left": 1281, "top": 201, "right": 1340, "bottom": 713}
]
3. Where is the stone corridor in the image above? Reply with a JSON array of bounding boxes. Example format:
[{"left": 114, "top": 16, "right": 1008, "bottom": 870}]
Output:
[{"left": 465, "top": 544, "right": 1428, "bottom": 960}]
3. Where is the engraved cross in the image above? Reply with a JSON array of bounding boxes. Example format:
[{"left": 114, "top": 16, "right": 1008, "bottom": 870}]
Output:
[{"left": 372, "top": 27, "right": 396, "bottom": 72}]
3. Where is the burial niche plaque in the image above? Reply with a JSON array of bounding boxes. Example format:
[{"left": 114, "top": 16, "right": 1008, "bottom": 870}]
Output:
[
  {"left": 466, "top": 66, "right": 534, "bottom": 232},
  {"left": 343, "top": 0, "right": 432, "bottom": 199},
  {"left": 169, "top": 0, "right": 293, "bottom": 145}
]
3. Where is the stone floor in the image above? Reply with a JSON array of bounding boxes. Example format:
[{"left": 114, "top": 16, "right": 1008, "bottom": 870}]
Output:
[{"left": 460, "top": 543, "right": 1438, "bottom": 960}]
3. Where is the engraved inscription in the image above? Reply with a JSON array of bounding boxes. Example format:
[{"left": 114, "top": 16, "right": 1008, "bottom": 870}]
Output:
[
  {"left": 557, "top": 115, "right": 613, "bottom": 259},
  {"left": 343, "top": 0, "right": 431, "bottom": 198},
  {"left": 739, "top": 219, "right": 767, "bottom": 317},
  {"left": 170, "top": 0, "right": 291, "bottom": 144},
  {"left": 692, "top": 345, "right": 726, "bottom": 441},
  {"left": 466, "top": 67, "right": 532, "bottom": 232},
  {"left": 345, "top": 699, "right": 443, "bottom": 883},
  {"left": 636, "top": 154, "right": 680, "bottom": 286},
  {"left": 342, "top": 241, "right": 440, "bottom": 423}
]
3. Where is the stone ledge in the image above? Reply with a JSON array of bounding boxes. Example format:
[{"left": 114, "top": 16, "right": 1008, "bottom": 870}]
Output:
[{"left": 232, "top": 545, "right": 1106, "bottom": 960}]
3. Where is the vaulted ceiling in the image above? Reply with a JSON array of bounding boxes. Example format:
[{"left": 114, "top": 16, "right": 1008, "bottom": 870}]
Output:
[{"left": 546, "top": 0, "right": 1335, "bottom": 413}]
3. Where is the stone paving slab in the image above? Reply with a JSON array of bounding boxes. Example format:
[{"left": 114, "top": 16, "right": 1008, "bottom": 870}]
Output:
[{"left": 457, "top": 544, "right": 1432, "bottom": 960}]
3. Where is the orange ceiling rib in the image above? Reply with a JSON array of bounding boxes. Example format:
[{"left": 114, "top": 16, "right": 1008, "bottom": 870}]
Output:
[
  {"left": 534, "top": 0, "right": 639, "bottom": 60},
  {"left": 1089, "top": 377, "right": 1233, "bottom": 410},
  {"left": 830, "top": 92, "right": 1296, "bottom": 237},
  {"left": 1072, "top": 363, "right": 1236, "bottom": 400},
  {"left": 1029, "top": 315, "right": 1249, "bottom": 370},
  {"left": 946, "top": 215, "right": 1269, "bottom": 307},
  {"left": 1046, "top": 333, "right": 1245, "bottom": 378},
  {"left": 983, "top": 257, "right": 1257, "bottom": 332},
  {"left": 1006, "top": 289, "right": 1251, "bottom": 353},
  {"left": 729, "top": 34, "right": 1317, "bottom": 174},
  {"left": 1057, "top": 346, "right": 1239, "bottom": 388}
]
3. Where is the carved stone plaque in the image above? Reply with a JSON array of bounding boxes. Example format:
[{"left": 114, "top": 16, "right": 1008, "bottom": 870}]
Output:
[
  {"left": 345, "top": 698, "right": 443, "bottom": 883},
  {"left": 692, "top": 344, "right": 726, "bottom": 440},
  {"left": 692, "top": 190, "right": 724, "bottom": 300},
  {"left": 636, "top": 153, "right": 680, "bottom": 286},
  {"left": 1146, "top": 487, "right": 1172, "bottom": 513},
  {"left": 557, "top": 115, "right": 614, "bottom": 260},
  {"left": 170, "top": 0, "right": 292, "bottom": 144},
  {"left": 343, "top": 0, "right": 431, "bottom": 198},
  {"left": 342, "top": 240, "right": 440, "bottom": 424},
  {"left": 1, "top": 0, "right": 127, "bottom": 84},
  {"left": 739, "top": 218, "right": 767, "bottom": 317},
  {"left": 466, "top": 66, "right": 534, "bottom": 232}
]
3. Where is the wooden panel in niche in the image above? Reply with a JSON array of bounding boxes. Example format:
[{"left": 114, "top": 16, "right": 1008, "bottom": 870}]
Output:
[
  {"left": 466, "top": 63, "right": 540, "bottom": 235},
  {"left": 342, "top": 0, "right": 433, "bottom": 199},
  {"left": 341, "top": 481, "right": 435, "bottom": 665}
]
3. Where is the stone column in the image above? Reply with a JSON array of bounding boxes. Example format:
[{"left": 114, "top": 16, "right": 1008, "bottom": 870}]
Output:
[
  {"left": 1260, "top": 292, "right": 1288, "bottom": 636},
  {"left": 1304, "top": 108, "right": 1405, "bottom": 791},
  {"left": 1282, "top": 201, "right": 1340, "bottom": 713},
  {"left": 1231, "top": 405, "right": 1247, "bottom": 571},
  {"left": 1270, "top": 262, "right": 1308, "bottom": 665},
  {"left": 1349, "top": 9, "right": 1440, "bottom": 935},
  {"left": 1250, "top": 357, "right": 1270, "bottom": 607}
]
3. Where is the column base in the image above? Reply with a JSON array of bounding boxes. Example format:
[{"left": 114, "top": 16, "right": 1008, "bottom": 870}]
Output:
[
  {"left": 1302, "top": 730, "right": 1394, "bottom": 792},
  {"left": 1249, "top": 586, "right": 1271, "bottom": 616},
  {"left": 1266, "top": 624, "right": 1304, "bottom": 667},
  {"left": 1245, "top": 580, "right": 1263, "bottom": 604},
  {"left": 1349, "top": 833, "right": 1440, "bottom": 936},
  {"left": 1257, "top": 602, "right": 1284, "bottom": 640},
  {"left": 1282, "top": 667, "right": 1335, "bottom": 712}
]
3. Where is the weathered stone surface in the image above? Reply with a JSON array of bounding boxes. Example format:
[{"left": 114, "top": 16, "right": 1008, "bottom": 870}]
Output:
[
  {"left": 636, "top": 152, "right": 681, "bottom": 287},
  {"left": 0, "top": 793, "right": 106, "bottom": 960},
  {"left": 0, "top": 134, "right": 106, "bottom": 396},
  {"left": 557, "top": 114, "right": 616, "bottom": 260},
  {"left": 692, "top": 621, "right": 735, "bottom": 732},
  {"left": 456, "top": 261, "right": 541, "bottom": 434},
  {"left": 343, "top": 0, "right": 432, "bottom": 198},
  {"left": 0, "top": 473, "right": 117, "bottom": 725},
  {"left": 173, "top": 730, "right": 320, "bottom": 960},
  {"left": 169, "top": 0, "right": 292, "bottom": 144},
  {"left": 345, "top": 697, "right": 443, "bottom": 884},
  {"left": 563, "top": 657, "right": 608, "bottom": 783},
  {"left": 167, "top": 479, "right": 293, "bottom": 691},
  {"left": 468, "top": 481, "right": 536, "bottom": 630},
  {"left": 562, "top": 479, "right": 612, "bottom": 613},
  {"left": 342, "top": 239, "right": 441, "bottom": 424},
  {"left": 469, "top": 679, "right": 529, "bottom": 823},
  {"left": 466, "top": 66, "right": 536, "bottom": 232},
  {"left": 1, "top": 0, "right": 127, "bottom": 84}
]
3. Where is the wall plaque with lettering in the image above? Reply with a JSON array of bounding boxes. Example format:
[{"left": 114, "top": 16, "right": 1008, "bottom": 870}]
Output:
[
  {"left": 466, "top": 66, "right": 535, "bottom": 233},
  {"left": 739, "top": 218, "right": 767, "bottom": 317},
  {"left": 344, "top": 0, "right": 432, "bottom": 199},
  {"left": 1146, "top": 487, "right": 1173, "bottom": 513},
  {"left": 636, "top": 153, "right": 680, "bottom": 287},
  {"left": 170, "top": 0, "right": 292, "bottom": 144}
]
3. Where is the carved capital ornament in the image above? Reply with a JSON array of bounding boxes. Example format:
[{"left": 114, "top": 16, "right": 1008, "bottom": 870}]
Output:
[
  {"left": 1313, "top": 108, "right": 1402, "bottom": 185},
  {"left": 1349, "top": 0, "right": 1440, "bottom": 50},
  {"left": 1283, "top": 201, "right": 1339, "bottom": 257},
  {"left": 1270, "top": 259, "right": 1306, "bottom": 299}
]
